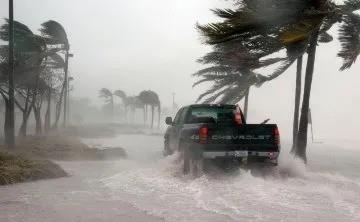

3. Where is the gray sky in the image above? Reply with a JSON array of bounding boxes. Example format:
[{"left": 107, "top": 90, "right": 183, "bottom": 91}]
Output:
[{"left": 1, "top": 0, "right": 360, "bottom": 141}]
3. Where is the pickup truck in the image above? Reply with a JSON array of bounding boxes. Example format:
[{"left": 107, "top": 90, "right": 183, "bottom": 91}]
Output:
[{"left": 164, "top": 104, "right": 280, "bottom": 175}]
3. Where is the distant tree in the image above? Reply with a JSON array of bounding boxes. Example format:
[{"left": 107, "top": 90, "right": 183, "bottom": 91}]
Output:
[
  {"left": 138, "top": 90, "right": 161, "bottom": 128},
  {"left": 124, "top": 96, "right": 143, "bottom": 123},
  {"left": 99, "top": 88, "right": 114, "bottom": 120},
  {"left": 114, "top": 90, "right": 127, "bottom": 120}
]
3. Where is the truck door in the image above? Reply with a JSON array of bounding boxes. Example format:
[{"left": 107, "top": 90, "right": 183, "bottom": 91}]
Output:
[
  {"left": 168, "top": 108, "right": 184, "bottom": 151},
  {"left": 170, "top": 107, "right": 189, "bottom": 151}
]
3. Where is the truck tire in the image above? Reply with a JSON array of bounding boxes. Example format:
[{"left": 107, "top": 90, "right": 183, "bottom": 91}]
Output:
[
  {"left": 182, "top": 143, "right": 191, "bottom": 175},
  {"left": 182, "top": 144, "right": 204, "bottom": 176},
  {"left": 163, "top": 139, "right": 172, "bottom": 156}
]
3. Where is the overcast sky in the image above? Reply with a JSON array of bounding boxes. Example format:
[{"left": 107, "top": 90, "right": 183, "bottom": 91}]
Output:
[{"left": 1, "top": 0, "right": 360, "bottom": 141}]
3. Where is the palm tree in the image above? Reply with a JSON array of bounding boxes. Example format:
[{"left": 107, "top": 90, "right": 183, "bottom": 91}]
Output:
[
  {"left": 40, "top": 20, "right": 70, "bottom": 127},
  {"left": 99, "top": 88, "right": 114, "bottom": 120},
  {"left": 114, "top": 90, "right": 127, "bottom": 120},
  {"left": 197, "top": 0, "right": 360, "bottom": 162},
  {"left": 147, "top": 91, "right": 161, "bottom": 129},
  {"left": 138, "top": 90, "right": 161, "bottom": 128},
  {"left": 0, "top": 19, "right": 51, "bottom": 137},
  {"left": 43, "top": 53, "right": 66, "bottom": 131},
  {"left": 124, "top": 96, "right": 144, "bottom": 123}
]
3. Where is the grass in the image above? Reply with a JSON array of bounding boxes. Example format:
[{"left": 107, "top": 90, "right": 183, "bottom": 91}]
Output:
[
  {"left": 11, "top": 135, "right": 127, "bottom": 161},
  {"left": 0, "top": 151, "right": 67, "bottom": 185},
  {"left": 0, "top": 134, "right": 126, "bottom": 186}
]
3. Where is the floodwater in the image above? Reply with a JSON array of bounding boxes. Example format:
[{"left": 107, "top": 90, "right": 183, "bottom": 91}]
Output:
[{"left": 1, "top": 134, "right": 360, "bottom": 222}]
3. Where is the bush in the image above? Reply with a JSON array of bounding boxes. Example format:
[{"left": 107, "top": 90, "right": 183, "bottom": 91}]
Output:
[{"left": 0, "top": 152, "right": 67, "bottom": 185}]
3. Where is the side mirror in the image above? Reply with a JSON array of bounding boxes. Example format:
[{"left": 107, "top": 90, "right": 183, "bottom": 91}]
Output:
[{"left": 165, "top": 117, "right": 173, "bottom": 125}]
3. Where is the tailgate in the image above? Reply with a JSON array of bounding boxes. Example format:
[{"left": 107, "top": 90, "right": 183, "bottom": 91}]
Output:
[{"left": 204, "top": 124, "right": 279, "bottom": 152}]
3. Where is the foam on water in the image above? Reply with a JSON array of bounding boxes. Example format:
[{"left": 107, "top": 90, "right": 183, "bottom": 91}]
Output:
[
  {"left": 84, "top": 135, "right": 360, "bottom": 222},
  {"left": 100, "top": 154, "right": 359, "bottom": 221}
]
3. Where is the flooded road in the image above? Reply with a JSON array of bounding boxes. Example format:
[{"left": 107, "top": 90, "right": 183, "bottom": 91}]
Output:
[{"left": 1, "top": 134, "right": 360, "bottom": 222}]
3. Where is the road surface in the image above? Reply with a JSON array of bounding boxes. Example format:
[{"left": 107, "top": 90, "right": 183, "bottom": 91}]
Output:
[{"left": 1, "top": 134, "right": 360, "bottom": 222}]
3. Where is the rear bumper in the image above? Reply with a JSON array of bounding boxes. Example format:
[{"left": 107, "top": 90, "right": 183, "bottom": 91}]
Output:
[
  {"left": 202, "top": 151, "right": 279, "bottom": 159},
  {"left": 185, "top": 142, "right": 279, "bottom": 165}
]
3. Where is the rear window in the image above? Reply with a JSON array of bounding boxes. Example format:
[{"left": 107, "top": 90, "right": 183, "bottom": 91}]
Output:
[{"left": 185, "top": 106, "right": 241, "bottom": 124}]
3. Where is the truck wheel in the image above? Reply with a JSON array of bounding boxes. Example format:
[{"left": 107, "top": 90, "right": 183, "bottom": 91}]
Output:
[
  {"left": 182, "top": 143, "right": 190, "bottom": 175},
  {"left": 163, "top": 139, "right": 172, "bottom": 156},
  {"left": 190, "top": 157, "right": 203, "bottom": 177}
]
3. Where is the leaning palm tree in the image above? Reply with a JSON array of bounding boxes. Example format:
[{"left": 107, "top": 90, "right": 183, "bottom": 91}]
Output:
[
  {"left": 197, "top": 0, "right": 360, "bottom": 162},
  {"left": 138, "top": 90, "right": 161, "bottom": 129},
  {"left": 0, "top": 19, "right": 63, "bottom": 136},
  {"left": 99, "top": 88, "right": 114, "bottom": 120},
  {"left": 147, "top": 91, "right": 161, "bottom": 129},
  {"left": 138, "top": 90, "right": 151, "bottom": 125},
  {"left": 40, "top": 20, "right": 70, "bottom": 127},
  {"left": 114, "top": 90, "right": 127, "bottom": 120}
]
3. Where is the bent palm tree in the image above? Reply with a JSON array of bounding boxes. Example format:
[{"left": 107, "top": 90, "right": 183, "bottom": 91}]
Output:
[
  {"left": 114, "top": 90, "right": 127, "bottom": 120},
  {"left": 197, "top": 0, "right": 360, "bottom": 162},
  {"left": 40, "top": 20, "right": 70, "bottom": 127},
  {"left": 138, "top": 90, "right": 161, "bottom": 129},
  {"left": 99, "top": 88, "right": 114, "bottom": 120}
]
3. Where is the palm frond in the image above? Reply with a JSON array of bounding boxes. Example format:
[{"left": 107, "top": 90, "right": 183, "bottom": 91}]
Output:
[
  {"left": 47, "top": 53, "right": 65, "bottom": 69},
  {"left": 342, "top": 0, "right": 360, "bottom": 12},
  {"left": 114, "top": 90, "right": 127, "bottom": 100},
  {"left": 99, "top": 88, "right": 112, "bottom": 98},
  {"left": 192, "top": 66, "right": 232, "bottom": 77},
  {"left": 40, "top": 20, "right": 69, "bottom": 49},
  {"left": 202, "top": 86, "right": 235, "bottom": 104},
  {"left": 265, "top": 57, "right": 297, "bottom": 81},
  {"left": 0, "top": 19, "right": 33, "bottom": 41},
  {"left": 218, "top": 85, "right": 248, "bottom": 104},
  {"left": 318, "top": 32, "right": 334, "bottom": 43},
  {"left": 338, "top": 13, "right": 360, "bottom": 70}
]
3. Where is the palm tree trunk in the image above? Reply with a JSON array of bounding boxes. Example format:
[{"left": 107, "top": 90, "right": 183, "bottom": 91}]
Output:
[
  {"left": 145, "top": 105, "right": 148, "bottom": 123},
  {"left": 243, "top": 87, "right": 250, "bottom": 121},
  {"left": 4, "top": 98, "right": 11, "bottom": 143},
  {"left": 44, "top": 87, "right": 51, "bottom": 132},
  {"left": 18, "top": 112, "right": 30, "bottom": 138},
  {"left": 157, "top": 104, "right": 161, "bottom": 129},
  {"left": 63, "top": 50, "right": 69, "bottom": 127},
  {"left": 18, "top": 91, "right": 33, "bottom": 138},
  {"left": 143, "top": 106, "right": 146, "bottom": 125},
  {"left": 53, "top": 82, "right": 65, "bottom": 129},
  {"left": 291, "top": 56, "right": 303, "bottom": 154},
  {"left": 34, "top": 106, "right": 42, "bottom": 135},
  {"left": 151, "top": 105, "right": 155, "bottom": 129},
  {"left": 296, "top": 30, "right": 319, "bottom": 163}
]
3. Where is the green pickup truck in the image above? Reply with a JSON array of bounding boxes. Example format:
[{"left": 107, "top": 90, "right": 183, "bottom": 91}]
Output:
[{"left": 164, "top": 104, "right": 280, "bottom": 175}]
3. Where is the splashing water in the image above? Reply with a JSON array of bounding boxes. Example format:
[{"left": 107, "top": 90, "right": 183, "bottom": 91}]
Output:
[{"left": 86, "top": 135, "right": 360, "bottom": 222}]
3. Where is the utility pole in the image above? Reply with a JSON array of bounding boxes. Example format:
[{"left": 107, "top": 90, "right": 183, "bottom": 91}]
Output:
[{"left": 6, "top": 0, "right": 15, "bottom": 147}]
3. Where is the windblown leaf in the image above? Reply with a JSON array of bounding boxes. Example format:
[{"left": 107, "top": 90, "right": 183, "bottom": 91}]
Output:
[{"left": 338, "top": 13, "right": 360, "bottom": 70}]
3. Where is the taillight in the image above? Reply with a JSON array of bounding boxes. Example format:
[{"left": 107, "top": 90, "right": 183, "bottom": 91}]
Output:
[
  {"left": 199, "top": 126, "right": 209, "bottom": 143},
  {"left": 234, "top": 106, "right": 243, "bottom": 125},
  {"left": 273, "top": 127, "right": 280, "bottom": 145}
]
